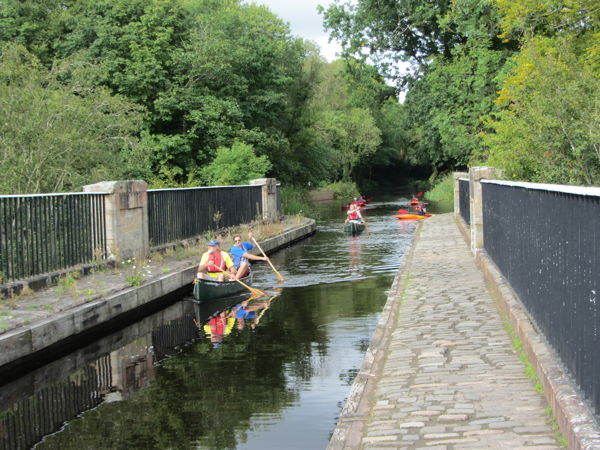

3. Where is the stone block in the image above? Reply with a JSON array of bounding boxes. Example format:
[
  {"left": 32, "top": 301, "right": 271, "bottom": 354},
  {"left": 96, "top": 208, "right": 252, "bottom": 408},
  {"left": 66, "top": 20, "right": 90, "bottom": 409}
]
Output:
[
  {"left": 106, "top": 289, "right": 138, "bottom": 315},
  {"left": 72, "top": 301, "right": 111, "bottom": 334},
  {"left": 160, "top": 271, "right": 185, "bottom": 294},
  {"left": 131, "top": 281, "right": 163, "bottom": 308},
  {"left": 30, "top": 314, "right": 75, "bottom": 351},
  {"left": 0, "top": 328, "right": 32, "bottom": 366}
]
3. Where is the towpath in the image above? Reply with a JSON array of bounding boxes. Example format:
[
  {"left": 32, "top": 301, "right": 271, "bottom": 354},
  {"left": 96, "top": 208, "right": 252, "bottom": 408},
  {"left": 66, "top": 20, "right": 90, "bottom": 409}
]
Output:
[{"left": 330, "top": 213, "right": 560, "bottom": 449}]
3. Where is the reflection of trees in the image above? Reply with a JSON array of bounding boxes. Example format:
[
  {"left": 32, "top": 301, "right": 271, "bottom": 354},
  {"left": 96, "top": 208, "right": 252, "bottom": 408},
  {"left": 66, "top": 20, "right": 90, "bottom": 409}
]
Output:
[{"left": 34, "top": 277, "right": 389, "bottom": 449}]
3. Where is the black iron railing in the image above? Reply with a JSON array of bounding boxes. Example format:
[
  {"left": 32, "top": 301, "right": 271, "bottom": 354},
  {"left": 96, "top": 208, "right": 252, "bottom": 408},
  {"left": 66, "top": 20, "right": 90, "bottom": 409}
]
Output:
[
  {"left": 147, "top": 185, "right": 262, "bottom": 247},
  {"left": 0, "top": 193, "right": 107, "bottom": 282},
  {"left": 482, "top": 180, "right": 600, "bottom": 414},
  {"left": 0, "top": 355, "right": 111, "bottom": 450},
  {"left": 458, "top": 178, "right": 470, "bottom": 226}
]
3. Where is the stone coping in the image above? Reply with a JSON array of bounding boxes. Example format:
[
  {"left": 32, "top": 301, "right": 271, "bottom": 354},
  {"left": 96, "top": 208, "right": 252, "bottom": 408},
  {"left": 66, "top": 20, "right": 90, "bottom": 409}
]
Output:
[{"left": 0, "top": 218, "right": 316, "bottom": 370}]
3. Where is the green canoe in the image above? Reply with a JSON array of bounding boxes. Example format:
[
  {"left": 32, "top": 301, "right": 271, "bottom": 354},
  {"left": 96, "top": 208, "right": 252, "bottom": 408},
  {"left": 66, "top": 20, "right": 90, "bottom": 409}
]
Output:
[
  {"left": 193, "top": 273, "right": 252, "bottom": 302},
  {"left": 344, "top": 221, "right": 365, "bottom": 235}
]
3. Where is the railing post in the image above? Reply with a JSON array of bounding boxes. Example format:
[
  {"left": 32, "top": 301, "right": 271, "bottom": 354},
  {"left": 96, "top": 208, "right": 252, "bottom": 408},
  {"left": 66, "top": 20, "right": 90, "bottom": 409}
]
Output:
[
  {"left": 469, "top": 167, "right": 498, "bottom": 254},
  {"left": 250, "top": 178, "right": 279, "bottom": 221},
  {"left": 83, "top": 181, "right": 149, "bottom": 261},
  {"left": 453, "top": 172, "right": 468, "bottom": 219}
]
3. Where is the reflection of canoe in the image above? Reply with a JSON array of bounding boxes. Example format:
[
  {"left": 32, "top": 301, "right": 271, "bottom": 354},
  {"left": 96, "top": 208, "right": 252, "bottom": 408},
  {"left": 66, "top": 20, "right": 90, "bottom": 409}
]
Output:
[
  {"left": 395, "top": 214, "right": 432, "bottom": 221},
  {"left": 193, "top": 274, "right": 252, "bottom": 301},
  {"left": 344, "top": 221, "right": 365, "bottom": 234}
]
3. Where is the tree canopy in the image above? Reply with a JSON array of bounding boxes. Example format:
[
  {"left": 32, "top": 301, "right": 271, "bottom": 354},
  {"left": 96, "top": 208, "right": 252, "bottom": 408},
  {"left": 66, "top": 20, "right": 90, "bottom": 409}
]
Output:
[
  {"left": 322, "top": 0, "right": 600, "bottom": 185},
  {"left": 0, "top": 0, "right": 411, "bottom": 193}
]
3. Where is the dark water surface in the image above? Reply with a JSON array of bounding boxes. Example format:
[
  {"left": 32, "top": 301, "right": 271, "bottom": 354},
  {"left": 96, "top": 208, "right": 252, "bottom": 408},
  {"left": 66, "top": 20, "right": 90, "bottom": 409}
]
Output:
[{"left": 1, "top": 196, "right": 420, "bottom": 450}]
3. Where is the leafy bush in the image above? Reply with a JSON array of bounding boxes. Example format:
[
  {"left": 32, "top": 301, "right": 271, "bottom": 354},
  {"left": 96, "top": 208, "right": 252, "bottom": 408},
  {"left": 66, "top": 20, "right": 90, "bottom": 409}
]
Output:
[
  {"left": 322, "top": 181, "right": 360, "bottom": 200},
  {"left": 280, "top": 186, "right": 317, "bottom": 217},
  {"left": 424, "top": 174, "right": 454, "bottom": 211},
  {"left": 202, "top": 141, "right": 272, "bottom": 186}
]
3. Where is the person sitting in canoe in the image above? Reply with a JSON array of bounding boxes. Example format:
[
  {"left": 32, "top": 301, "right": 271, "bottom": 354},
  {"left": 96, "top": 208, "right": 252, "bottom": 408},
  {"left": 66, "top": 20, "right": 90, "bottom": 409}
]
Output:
[
  {"left": 197, "top": 239, "right": 235, "bottom": 282},
  {"left": 417, "top": 203, "right": 428, "bottom": 216},
  {"left": 345, "top": 203, "right": 363, "bottom": 224},
  {"left": 229, "top": 232, "right": 269, "bottom": 280}
]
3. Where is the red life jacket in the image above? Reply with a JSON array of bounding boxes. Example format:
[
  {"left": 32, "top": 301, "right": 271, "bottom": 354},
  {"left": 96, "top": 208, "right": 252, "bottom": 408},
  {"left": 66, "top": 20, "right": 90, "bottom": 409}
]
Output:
[
  {"left": 207, "top": 251, "right": 225, "bottom": 272},
  {"left": 209, "top": 317, "right": 225, "bottom": 334},
  {"left": 348, "top": 210, "right": 359, "bottom": 220}
]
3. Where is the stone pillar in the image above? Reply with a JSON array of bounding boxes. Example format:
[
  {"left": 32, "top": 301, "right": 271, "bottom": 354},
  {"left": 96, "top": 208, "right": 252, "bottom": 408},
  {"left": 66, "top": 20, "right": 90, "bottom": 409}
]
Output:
[
  {"left": 453, "top": 172, "right": 468, "bottom": 219},
  {"left": 250, "top": 178, "right": 279, "bottom": 221},
  {"left": 469, "top": 167, "right": 498, "bottom": 254},
  {"left": 83, "top": 180, "right": 149, "bottom": 261}
]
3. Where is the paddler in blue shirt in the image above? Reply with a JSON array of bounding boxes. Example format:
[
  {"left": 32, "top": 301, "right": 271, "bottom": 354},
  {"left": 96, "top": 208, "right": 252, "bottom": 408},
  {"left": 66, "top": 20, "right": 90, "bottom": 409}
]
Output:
[{"left": 229, "top": 232, "right": 269, "bottom": 280}]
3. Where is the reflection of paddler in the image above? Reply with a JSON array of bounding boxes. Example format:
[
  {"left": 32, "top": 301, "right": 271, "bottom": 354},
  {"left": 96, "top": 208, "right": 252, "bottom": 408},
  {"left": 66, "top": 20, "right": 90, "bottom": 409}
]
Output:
[
  {"left": 202, "top": 312, "right": 235, "bottom": 347},
  {"left": 232, "top": 299, "right": 271, "bottom": 330}
]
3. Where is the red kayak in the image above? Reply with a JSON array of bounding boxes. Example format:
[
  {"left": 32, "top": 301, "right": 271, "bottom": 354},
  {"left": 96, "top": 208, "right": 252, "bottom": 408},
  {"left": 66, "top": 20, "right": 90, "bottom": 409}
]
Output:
[{"left": 395, "top": 214, "right": 432, "bottom": 221}]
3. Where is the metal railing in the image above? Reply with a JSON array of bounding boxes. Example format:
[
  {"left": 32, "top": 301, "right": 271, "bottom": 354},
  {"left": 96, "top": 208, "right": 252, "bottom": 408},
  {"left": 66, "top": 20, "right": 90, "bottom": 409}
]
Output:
[
  {"left": 0, "top": 193, "right": 107, "bottom": 282},
  {"left": 147, "top": 185, "right": 262, "bottom": 247},
  {"left": 0, "top": 355, "right": 111, "bottom": 450},
  {"left": 458, "top": 178, "right": 470, "bottom": 226},
  {"left": 482, "top": 180, "right": 600, "bottom": 414}
]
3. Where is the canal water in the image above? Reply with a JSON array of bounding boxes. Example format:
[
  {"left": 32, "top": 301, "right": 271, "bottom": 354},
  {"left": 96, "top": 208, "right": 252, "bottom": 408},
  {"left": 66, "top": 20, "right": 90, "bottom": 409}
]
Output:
[{"left": 0, "top": 196, "right": 422, "bottom": 450}]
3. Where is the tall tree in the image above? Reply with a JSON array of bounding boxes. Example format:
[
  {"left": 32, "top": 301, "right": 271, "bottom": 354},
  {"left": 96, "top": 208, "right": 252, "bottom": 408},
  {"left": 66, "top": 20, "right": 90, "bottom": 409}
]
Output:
[{"left": 0, "top": 43, "right": 146, "bottom": 194}]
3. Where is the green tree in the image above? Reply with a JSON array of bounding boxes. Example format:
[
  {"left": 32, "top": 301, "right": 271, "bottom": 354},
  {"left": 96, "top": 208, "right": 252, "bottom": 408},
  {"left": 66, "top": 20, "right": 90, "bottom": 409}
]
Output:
[
  {"left": 0, "top": 43, "right": 145, "bottom": 194},
  {"left": 317, "top": 108, "right": 381, "bottom": 180},
  {"left": 321, "top": 0, "right": 459, "bottom": 65},
  {"left": 201, "top": 141, "right": 272, "bottom": 186},
  {"left": 478, "top": 36, "right": 600, "bottom": 184}
]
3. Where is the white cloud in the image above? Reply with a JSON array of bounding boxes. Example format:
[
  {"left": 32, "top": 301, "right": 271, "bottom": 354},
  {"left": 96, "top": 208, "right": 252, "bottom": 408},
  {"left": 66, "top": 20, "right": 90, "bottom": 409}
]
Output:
[{"left": 246, "top": 0, "right": 343, "bottom": 62}]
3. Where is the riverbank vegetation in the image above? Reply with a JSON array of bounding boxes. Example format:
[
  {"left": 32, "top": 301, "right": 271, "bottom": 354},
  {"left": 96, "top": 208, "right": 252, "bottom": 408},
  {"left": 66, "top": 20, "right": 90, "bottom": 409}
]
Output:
[
  {"left": 1, "top": 0, "right": 597, "bottom": 198},
  {"left": 322, "top": 0, "right": 600, "bottom": 186},
  {"left": 424, "top": 175, "right": 454, "bottom": 212},
  {"left": 0, "top": 0, "right": 412, "bottom": 195}
]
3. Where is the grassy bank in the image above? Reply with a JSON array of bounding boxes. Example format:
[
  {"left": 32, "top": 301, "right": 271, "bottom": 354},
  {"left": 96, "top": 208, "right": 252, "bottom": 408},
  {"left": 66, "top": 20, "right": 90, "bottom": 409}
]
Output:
[
  {"left": 280, "top": 186, "right": 318, "bottom": 217},
  {"left": 424, "top": 174, "right": 454, "bottom": 211},
  {"left": 322, "top": 181, "right": 360, "bottom": 200}
]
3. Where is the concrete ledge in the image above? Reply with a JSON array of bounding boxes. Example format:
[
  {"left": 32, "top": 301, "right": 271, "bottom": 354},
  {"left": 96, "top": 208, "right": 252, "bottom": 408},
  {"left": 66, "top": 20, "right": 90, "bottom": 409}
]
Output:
[
  {"left": 474, "top": 250, "right": 600, "bottom": 449},
  {"left": 328, "top": 222, "right": 420, "bottom": 450},
  {"left": 309, "top": 189, "right": 334, "bottom": 202},
  {"left": 0, "top": 218, "right": 316, "bottom": 370}
]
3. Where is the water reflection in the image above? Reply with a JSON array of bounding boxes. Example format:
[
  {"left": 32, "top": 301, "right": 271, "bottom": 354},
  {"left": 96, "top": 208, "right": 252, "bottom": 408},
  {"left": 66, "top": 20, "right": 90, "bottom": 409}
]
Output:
[{"left": 0, "top": 195, "right": 418, "bottom": 449}]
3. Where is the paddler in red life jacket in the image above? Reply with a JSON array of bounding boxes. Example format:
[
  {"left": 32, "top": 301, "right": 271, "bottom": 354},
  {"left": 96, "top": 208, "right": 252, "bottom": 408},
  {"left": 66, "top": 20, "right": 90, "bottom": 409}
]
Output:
[
  {"left": 197, "top": 239, "right": 235, "bottom": 282},
  {"left": 345, "top": 203, "right": 363, "bottom": 224}
]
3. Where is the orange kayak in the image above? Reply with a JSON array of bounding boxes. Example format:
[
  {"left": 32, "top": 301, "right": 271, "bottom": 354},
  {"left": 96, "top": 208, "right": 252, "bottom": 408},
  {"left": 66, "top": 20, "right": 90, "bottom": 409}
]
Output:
[{"left": 395, "top": 214, "right": 432, "bottom": 220}]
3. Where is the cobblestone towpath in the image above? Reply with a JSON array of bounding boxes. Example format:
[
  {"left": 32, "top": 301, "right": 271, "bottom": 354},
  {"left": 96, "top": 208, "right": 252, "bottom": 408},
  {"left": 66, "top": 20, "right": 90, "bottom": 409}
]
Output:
[{"left": 329, "top": 213, "right": 561, "bottom": 449}]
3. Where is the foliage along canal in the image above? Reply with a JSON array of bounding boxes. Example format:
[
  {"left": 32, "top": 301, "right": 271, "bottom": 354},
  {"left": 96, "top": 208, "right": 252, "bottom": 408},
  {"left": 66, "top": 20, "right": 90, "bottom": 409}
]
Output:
[{"left": 0, "top": 196, "right": 424, "bottom": 450}]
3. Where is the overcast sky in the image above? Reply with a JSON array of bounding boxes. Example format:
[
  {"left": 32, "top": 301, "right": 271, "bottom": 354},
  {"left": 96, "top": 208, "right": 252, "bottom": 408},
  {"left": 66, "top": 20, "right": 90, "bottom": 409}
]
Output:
[{"left": 247, "top": 0, "right": 343, "bottom": 61}]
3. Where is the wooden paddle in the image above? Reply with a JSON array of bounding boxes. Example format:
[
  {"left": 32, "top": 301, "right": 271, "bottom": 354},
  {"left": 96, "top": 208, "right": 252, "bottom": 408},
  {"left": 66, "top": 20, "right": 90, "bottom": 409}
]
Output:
[
  {"left": 254, "top": 293, "right": 281, "bottom": 325},
  {"left": 251, "top": 236, "right": 285, "bottom": 281},
  {"left": 358, "top": 210, "right": 370, "bottom": 231},
  {"left": 362, "top": 217, "right": 370, "bottom": 232},
  {"left": 212, "top": 268, "right": 268, "bottom": 296}
]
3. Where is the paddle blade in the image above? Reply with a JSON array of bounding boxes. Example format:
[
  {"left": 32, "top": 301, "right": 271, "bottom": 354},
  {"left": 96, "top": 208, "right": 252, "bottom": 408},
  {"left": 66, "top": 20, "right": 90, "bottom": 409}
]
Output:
[
  {"left": 417, "top": 192, "right": 423, "bottom": 196},
  {"left": 398, "top": 209, "right": 408, "bottom": 214},
  {"left": 341, "top": 206, "right": 348, "bottom": 210},
  {"left": 366, "top": 197, "right": 374, "bottom": 201}
]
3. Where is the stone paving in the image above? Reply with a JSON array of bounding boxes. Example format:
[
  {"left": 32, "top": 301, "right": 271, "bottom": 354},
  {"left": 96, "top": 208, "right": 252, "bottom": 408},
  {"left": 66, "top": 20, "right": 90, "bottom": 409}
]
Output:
[{"left": 340, "top": 214, "right": 561, "bottom": 449}]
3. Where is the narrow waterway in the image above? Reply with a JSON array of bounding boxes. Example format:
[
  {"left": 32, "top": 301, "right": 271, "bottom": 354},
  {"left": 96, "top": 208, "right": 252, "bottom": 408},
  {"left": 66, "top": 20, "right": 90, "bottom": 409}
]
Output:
[{"left": 1, "top": 196, "right": 423, "bottom": 450}]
